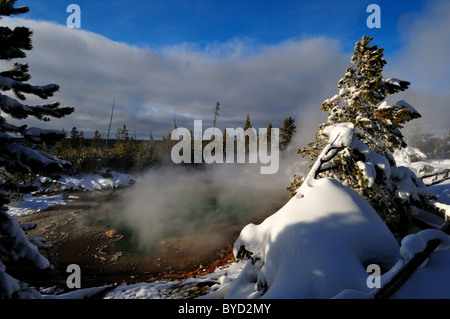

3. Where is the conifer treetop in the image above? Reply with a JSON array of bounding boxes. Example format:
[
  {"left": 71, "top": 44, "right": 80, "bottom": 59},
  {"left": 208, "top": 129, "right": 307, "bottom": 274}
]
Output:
[
  {"left": 292, "top": 35, "right": 443, "bottom": 235},
  {"left": 303, "top": 35, "right": 421, "bottom": 162}
]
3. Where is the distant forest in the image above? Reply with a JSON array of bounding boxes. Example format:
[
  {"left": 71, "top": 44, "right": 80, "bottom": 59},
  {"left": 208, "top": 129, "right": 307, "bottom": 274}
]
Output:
[{"left": 23, "top": 114, "right": 297, "bottom": 177}]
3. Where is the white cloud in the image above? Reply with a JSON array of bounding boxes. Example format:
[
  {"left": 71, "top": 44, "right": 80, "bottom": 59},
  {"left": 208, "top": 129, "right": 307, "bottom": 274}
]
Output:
[
  {"left": 5, "top": 5, "right": 447, "bottom": 143},
  {"left": 1, "top": 17, "right": 348, "bottom": 139},
  {"left": 386, "top": 0, "right": 450, "bottom": 137},
  {"left": 394, "top": 0, "right": 450, "bottom": 93}
]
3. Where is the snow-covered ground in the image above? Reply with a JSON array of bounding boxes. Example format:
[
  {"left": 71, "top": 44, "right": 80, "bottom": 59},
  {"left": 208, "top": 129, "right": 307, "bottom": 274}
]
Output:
[
  {"left": 6, "top": 155, "right": 450, "bottom": 299},
  {"left": 56, "top": 172, "right": 135, "bottom": 192},
  {"left": 394, "top": 147, "right": 450, "bottom": 212},
  {"left": 100, "top": 174, "right": 450, "bottom": 300},
  {"left": 394, "top": 147, "right": 450, "bottom": 180},
  {"left": 102, "top": 147, "right": 449, "bottom": 300},
  {"left": 7, "top": 172, "right": 135, "bottom": 218},
  {"left": 7, "top": 193, "right": 67, "bottom": 217}
]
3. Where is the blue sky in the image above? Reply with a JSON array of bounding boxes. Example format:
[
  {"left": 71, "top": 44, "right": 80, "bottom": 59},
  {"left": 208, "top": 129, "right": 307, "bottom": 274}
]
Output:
[
  {"left": 5, "top": 0, "right": 449, "bottom": 139},
  {"left": 20, "top": 0, "right": 428, "bottom": 54}
]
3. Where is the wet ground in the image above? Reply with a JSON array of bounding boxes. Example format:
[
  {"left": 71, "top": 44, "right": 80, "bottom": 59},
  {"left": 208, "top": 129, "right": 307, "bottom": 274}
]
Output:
[{"left": 8, "top": 187, "right": 280, "bottom": 290}]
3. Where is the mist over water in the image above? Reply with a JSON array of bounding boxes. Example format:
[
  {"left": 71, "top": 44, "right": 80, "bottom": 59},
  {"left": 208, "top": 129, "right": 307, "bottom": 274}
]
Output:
[{"left": 100, "top": 149, "right": 307, "bottom": 253}]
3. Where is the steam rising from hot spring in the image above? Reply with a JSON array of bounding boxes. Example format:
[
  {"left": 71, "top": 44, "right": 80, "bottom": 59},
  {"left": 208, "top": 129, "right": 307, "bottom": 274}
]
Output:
[{"left": 106, "top": 161, "right": 300, "bottom": 253}]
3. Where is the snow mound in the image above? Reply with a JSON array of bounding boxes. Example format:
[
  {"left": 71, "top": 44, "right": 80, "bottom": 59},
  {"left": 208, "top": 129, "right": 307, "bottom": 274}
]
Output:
[{"left": 225, "top": 177, "right": 400, "bottom": 299}]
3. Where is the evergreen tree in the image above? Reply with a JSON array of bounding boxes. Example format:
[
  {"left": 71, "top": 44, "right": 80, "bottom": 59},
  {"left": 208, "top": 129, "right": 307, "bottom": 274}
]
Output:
[
  {"left": 0, "top": 0, "right": 74, "bottom": 298},
  {"left": 244, "top": 113, "right": 252, "bottom": 131},
  {"left": 223, "top": 128, "right": 229, "bottom": 155},
  {"left": 243, "top": 113, "right": 252, "bottom": 152},
  {"left": 91, "top": 130, "right": 102, "bottom": 149},
  {"left": 53, "top": 128, "right": 69, "bottom": 157},
  {"left": 116, "top": 124, "right": 129, "bottom": 141},
  {"left": 149, "top": 131, "right": 155, "bottom": 148},
  {"left": 266, "top": 123, "right": 273, "bottom": 143},
  {"left": 301, "top": 35, "right": 419, "bottom": 162},
  {"left": 279, "top": 116, "right": 296, "bottom": 151},
  {"left": 79, "top": 130, "right": 85, "bottom": 147},
  {"left": 69, "top": 126, "right": 81, "bottom": 149},
  {"left": 292, "top": 35, "right": 443, "bottom": 236}
]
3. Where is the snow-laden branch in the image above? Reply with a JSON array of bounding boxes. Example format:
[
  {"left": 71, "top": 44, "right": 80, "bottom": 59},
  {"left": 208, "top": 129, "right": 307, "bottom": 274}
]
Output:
[
  {"left": 2, "top": 142, "right": 71, "bottom": 173},
  {"left": 299, "top": 123, "right": 354, "bottom": 191},
  {"left": 0, "top": 93, "right": 73, "bottom": 121},
  {"left": 0, "top": 74, "right": 59, "bottom": 100},
  {"left": 22, "top": 127, "right": 65, "bottom": 144}
]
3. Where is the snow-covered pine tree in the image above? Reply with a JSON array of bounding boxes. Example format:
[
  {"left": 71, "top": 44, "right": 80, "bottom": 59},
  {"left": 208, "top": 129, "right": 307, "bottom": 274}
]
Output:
[
  {"left": 292, "top": 35, "right": 444, "bottom": 236},
  {"left": 0, "top": 0, "right": 74, "bottom": 298}
]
